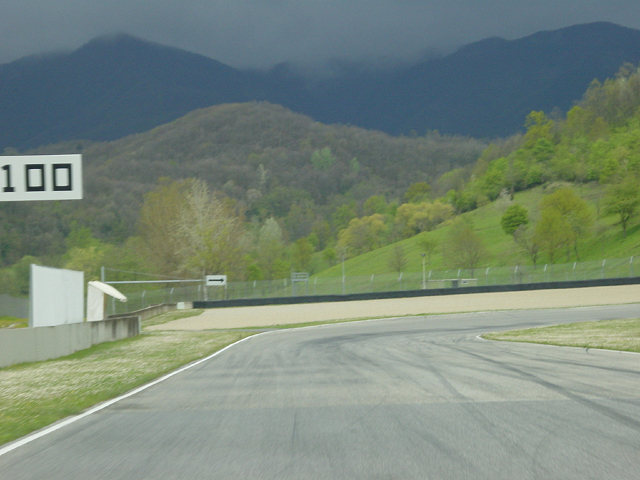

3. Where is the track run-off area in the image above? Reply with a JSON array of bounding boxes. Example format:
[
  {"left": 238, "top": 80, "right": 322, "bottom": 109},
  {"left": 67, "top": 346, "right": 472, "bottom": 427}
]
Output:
[{"left": 1, "top": 287, "right": 640, "bottom": 479}]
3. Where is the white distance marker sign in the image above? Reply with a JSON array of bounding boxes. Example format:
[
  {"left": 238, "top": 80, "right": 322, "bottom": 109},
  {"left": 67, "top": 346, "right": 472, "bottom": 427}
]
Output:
[{"left": 1, "top": 154, "right": 83, "bottom": 201}]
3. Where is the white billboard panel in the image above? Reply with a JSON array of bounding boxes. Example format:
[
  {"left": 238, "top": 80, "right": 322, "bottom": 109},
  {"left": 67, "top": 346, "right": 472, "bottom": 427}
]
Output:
[
  {"left": 0, "top": 154, "right": 82, "bottom": 201},
  {"left": 30, "top": 264, "right": 84, "bottom": 327}
]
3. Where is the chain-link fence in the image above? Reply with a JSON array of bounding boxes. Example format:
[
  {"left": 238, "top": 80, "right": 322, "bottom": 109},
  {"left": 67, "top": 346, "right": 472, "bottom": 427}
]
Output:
[
  {"left": 2, "top": 257, "right": 638, "bottom": 318},
  {"left": 101, "top": 256, "right": 640, "bottom": 315}
]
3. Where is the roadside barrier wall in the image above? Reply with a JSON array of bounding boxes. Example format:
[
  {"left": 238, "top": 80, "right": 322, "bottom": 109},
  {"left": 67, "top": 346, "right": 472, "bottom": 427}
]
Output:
[
  {"left": 0, "top": 316, "right": 140, "bottom": 368},
  {"left": 194, "top": 276, "right": 640, "bottom": 309}
]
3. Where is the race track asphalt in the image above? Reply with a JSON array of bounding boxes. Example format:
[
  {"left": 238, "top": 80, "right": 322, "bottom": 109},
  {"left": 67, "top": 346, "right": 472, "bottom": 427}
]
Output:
[{"left": 2, "top": 304, "right": 639, "bottom": 479}]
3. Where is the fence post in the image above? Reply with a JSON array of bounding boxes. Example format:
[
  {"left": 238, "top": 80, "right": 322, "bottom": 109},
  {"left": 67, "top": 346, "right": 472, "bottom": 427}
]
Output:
[
  {"left": 602, "top": 259, "right": 606, "bottom": 279},
  {"left": 630, "top": 256, "right": 634, "bottom": 277}
]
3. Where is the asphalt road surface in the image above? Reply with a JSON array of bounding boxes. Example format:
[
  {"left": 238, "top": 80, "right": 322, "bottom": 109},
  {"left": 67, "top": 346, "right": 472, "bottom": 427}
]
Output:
[{"left": 2, "top": 304, "right": 640, "bottom": 479}]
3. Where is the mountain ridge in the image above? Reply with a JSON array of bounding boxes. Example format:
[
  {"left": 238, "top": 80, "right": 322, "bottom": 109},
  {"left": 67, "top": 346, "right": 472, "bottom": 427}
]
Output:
[{"left": 2, "top": 22, "right": 640, "bottom": 150}]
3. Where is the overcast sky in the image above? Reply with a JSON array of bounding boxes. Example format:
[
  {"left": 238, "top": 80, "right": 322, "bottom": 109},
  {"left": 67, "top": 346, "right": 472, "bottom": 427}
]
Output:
[{"left": 3, "top": 1, "right": 640, "bottom": 69}]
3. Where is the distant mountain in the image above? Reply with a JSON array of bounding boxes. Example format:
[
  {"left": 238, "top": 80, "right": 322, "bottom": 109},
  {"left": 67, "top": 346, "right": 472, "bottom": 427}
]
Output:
[
  {"left": 2, "top": 22, "right": 640, "bottom": 150},
  {"left": 0, "top": 34, "right": 264, "bottom": 150},
  {"left": 360, "top": 22, "right": 640, "bottom": 137}
]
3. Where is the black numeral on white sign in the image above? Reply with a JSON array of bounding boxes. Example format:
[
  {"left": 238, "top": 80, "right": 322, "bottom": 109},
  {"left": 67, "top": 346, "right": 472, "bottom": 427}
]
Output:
[
  {"left": 52, "top": 163, "right": 73, "bottom": 191},
  {"left": 2, "top": 164, "right": 15, "bottom": 192},
  {"left": 26, "top": 164, "right": 46, "bottom": 191}
]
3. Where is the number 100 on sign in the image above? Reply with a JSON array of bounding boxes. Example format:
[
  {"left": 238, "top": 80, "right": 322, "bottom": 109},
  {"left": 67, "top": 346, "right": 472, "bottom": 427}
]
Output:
[{"left": 1, "top": 155, "right": 83, "bottom": 201}]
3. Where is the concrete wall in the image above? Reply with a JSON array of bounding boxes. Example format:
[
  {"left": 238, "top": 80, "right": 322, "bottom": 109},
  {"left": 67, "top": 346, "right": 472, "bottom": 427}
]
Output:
[
  {"left": 108, "top": 303, "right": 176, "bottom": 323},
  {"left": 0, "top": 316, "right": 140, "bottom": 368}
]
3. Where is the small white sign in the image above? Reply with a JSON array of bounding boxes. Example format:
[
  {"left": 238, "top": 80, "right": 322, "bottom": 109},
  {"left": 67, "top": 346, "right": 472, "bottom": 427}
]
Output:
[
  {"left": 0, "top": 154, "right": 83, "bottom": 202},
  {"left": 205, "top": 274, "right": 227, "bottom": 286}
]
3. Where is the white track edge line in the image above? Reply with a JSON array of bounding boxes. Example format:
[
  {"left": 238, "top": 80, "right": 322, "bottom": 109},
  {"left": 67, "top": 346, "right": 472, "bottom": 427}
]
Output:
[{"left": 0, "top": 332, "right": 265, "bottom": 458}]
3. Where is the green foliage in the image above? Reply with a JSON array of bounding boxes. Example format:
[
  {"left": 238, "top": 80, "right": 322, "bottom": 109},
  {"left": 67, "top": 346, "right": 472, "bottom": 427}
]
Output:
[
  {"left": 363, "top": 195, "right": 389, "bottom": 215},
  {"left": 581, "top": 63, "right": 640, "bottom": 126},
  {"left": 395, "top": 201, "right": 454, "bottom": 237},
  {"left": 604, "top": 177, "right": 640, "bottom": 234},
  {"left": 538, "top": 187, "right": 593, "bottom": 259},
  {"left": 255, "top": 217, "right": 287, "bottom": 279},
  {"left": 388, "top": 245, "right": 408, "bottom": 273},
  {"left": 291, "top": 237, "right": 314, "bottom": 272},
  {"left": 417, "top": 233, "right": 438, "bottom": 264},
  {"left": 523, "top": 111, "right": 555, "bottom": 148},
  {"left": 337, "top": 214, "right": 388, "bottom": 257},
  {"left": 533, "top": 208, "right": 571, "bottom": 263},
  {"left": 310, "top": 147, "right": 336, "bottom": 171},
  {"left": 0, "top": 255, "right": 38, "bottom": 296},
  {"left": 442, "top": 217, "right": 487, "bottom": 272},
  {"left": 403, "top": 182, "right": 431, "bottom": 203},
  {"left": 500, "top": 204, "right": 529, "bottom": 236}
]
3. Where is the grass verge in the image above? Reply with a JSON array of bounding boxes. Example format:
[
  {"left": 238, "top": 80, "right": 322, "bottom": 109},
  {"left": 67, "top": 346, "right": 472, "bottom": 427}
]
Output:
[
  {"left": 0, "top": 316, "right": 27, "bottom": 329},
  {"left": 482, "top": 318, "right": 640, "bottom": 353},
  {"left": 0, "top": 329, "right": 255, "bottom": 446}
]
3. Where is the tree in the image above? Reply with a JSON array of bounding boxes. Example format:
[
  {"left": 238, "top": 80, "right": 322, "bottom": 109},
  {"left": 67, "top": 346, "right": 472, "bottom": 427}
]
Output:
[
  {"left": 523, "top": 111, "right": 555, "bottom": 148},
  {"left": 500, "top": 204, "right": 529, "bottom": 236},
  {"left": 388, "top": 245, "right": 408, "bottom": 273},
  {"left": 403, "top": 182, "right": 431, "bottom": 203},
  {"left": 363, "top": 195, "right": 388, "bottom": 215},
  {"left": 256, "top": 217, "right": 288, "bottom": 279},
  {"left": 513, "top": 225, "right": 541, "bottom": 266},
  {"left": 605, "top": 177, "right": 640, "bottom": 234},
  {"left": 417, "top": 233, "right": 438, "bottom": 264},
  {"left": 173, "top": 180, "right": 248, "bottom": 277},
  {"left": 310, "top": 147, "right": 336, "bottom": 171},
  {"left": 395, "top": 201, "right": 454, "bottom": 237},
  {"left": 533, "top": 208, "right": 571, "bottom": 263},
  {"left": 137, "top": 178, "right": 191, "bottom": 275},
  {"left": 442, "top": 217, "right": 487, "bottom": 274},
  {"left": 291, "top": 237, "right": 314, "bottom": 271},
  {"left": 337, "top": 214, "right": 387, "bottom": 256},
  {"left": 539, "top": 187, "right": 593, "bottom": 259}
]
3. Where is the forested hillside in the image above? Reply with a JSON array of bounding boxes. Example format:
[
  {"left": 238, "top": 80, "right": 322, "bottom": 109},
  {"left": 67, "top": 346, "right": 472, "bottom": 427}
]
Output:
[
  {"left": 3, "top": 64, "right": 640, "bottom": 294},
  {"left": 0, "top": 102, "right": 483, "bottom": 275}
]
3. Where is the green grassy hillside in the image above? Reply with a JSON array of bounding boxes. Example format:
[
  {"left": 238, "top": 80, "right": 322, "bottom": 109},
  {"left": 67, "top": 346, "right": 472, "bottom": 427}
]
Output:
[{"left": 315, "top": 182, "right": 640, "bottom": 279}]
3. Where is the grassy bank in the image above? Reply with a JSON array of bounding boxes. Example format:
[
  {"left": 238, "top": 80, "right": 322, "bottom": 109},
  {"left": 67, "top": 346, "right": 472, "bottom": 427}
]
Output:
[
  {"left": 0, "top": 327, "right": 255, "bottom": 446},
  {"left": 0, "top": 316, "right": 27, "bottom": 329},
  {"left": 482, "top": 318, "right": 640, "bottom": 353}
]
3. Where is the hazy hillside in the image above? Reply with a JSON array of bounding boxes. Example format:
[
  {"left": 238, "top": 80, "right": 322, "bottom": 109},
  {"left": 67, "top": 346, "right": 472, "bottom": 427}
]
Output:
[{"left": 3, "top": 22, "right": 640, "bottom": 150}]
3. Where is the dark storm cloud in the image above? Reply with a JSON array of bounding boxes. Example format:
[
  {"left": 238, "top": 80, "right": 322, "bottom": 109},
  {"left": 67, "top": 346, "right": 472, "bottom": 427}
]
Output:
[{"left": 3, "top": 1, "right": 640, "bottom": 68}]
